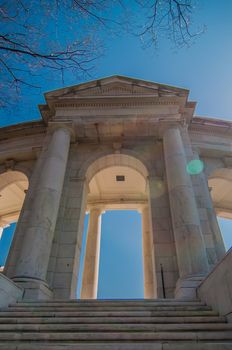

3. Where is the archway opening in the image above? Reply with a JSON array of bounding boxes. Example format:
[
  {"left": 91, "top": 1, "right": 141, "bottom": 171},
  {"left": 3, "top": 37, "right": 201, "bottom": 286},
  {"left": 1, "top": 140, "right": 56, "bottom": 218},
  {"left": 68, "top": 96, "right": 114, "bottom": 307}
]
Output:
[
  {"left": 208, "top": 168, "right": 232, "bottom": 251},
  {"left": 77, "top": 210, "right": 143, "bottom": 299},
  {"left": 0, "top": 171, "right": 28, "bottom": 269},
  {"left": 217, "top": 217, "right": 232, "bottom": 251},
  {"left": 77, "top": 155, "right": 154, "bottom": 299},
  {"left": 98, "top": 210, "right": 143, "bottom": 299}
]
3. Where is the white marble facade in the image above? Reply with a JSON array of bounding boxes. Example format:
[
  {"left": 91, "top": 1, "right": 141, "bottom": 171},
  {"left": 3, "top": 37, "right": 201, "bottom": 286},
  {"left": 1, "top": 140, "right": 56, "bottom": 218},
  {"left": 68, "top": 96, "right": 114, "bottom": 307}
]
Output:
[{"left": 0, "top": 76, "right": 231, "bottom": 300}]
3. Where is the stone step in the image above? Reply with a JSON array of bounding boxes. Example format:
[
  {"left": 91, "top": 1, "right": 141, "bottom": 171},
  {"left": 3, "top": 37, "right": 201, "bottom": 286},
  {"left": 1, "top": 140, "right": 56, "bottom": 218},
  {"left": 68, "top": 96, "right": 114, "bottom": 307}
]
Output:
[
  {"left": 0, "top": 315, "right": 225, "bottom": 324},
  {"left": 0, "top": 342, "right": 231, "bottom": 350},
  {"left": 11, "top": 300, "right": 205, "bottom": 307},
  {"left": 5, "top": 305, "right": 212, "bottom": 312},
  {"left": 1, "top": 299, "right": 229, "bottom": 348},
  {"left": 0, "top": 322, "right": 231, "bottom": 332},
  {"left": 0, "top": 310, "right": 219, "bottom": 317},
  {"left": 13, "top": 298, "right": 201, "bottom": 303},
  {"left": 0, "top": 331, "right": 231, "bottom": 341}
]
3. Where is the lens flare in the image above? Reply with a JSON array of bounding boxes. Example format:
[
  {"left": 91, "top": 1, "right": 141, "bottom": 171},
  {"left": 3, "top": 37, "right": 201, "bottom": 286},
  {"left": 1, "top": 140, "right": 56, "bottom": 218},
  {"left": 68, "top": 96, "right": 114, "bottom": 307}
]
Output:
[
  {"left": 151, "top": 179, "right": 166, "bottom": 198},
  {"left": 186, "top": 159, "right": 204, "bottom": 175}
]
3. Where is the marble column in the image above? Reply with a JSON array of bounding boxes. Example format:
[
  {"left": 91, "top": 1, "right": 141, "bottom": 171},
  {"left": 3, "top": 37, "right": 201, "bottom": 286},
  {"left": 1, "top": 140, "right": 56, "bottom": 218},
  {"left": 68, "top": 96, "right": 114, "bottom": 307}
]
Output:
[
  {"left": 0, "top": 227, "right": 3, "bottom": 241},
  {"left": 142, "top": 205, "right": 155, "bottom": 298},
  {"left": 81, "top": 207, "right": 102, "bottom": 299},
  {"left": 193, "top": 151, "right": 225, "bottom": 261},
  {"left": 13, "top": 127, "right": 71, "bottom": 299},
  {"left": 163, "top": 127, "right": 209, "bottom": 298}
]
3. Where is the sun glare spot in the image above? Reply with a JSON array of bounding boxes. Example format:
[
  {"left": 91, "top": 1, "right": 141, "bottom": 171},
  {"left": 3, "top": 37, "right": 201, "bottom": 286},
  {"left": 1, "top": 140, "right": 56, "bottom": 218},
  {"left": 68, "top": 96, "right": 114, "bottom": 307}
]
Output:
[
  {"left": 186, "top": 159, "right": 204, "bottom": 175},
  {"left": 153, "top": 179, "right": 165, "bottom": 197}
]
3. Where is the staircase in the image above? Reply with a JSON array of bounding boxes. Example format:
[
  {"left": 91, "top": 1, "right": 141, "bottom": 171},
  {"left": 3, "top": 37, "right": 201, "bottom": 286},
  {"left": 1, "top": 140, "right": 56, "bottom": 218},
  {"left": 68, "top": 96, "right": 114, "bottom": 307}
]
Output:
[{"left": 0, "top": 299, "right": 231, "bottom": 349}]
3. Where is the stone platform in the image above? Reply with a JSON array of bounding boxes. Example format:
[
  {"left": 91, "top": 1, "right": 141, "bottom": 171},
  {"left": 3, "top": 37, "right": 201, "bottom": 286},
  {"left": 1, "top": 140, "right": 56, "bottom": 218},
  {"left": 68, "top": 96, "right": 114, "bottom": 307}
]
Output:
[{"left": 0, "top": 299, "right": 231, "bottom": 349}]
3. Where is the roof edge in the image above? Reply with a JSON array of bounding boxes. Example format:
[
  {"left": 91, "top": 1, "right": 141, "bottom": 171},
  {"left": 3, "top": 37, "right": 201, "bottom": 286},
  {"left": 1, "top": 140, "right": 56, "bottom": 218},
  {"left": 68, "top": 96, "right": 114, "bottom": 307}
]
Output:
[{"left": 44, "top": 75, "right": 190, "bottom": 99}]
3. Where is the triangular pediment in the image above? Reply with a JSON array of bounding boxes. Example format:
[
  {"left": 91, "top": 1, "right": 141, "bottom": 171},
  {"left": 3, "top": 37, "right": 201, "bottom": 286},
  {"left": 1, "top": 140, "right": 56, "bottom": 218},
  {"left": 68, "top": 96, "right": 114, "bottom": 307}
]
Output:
[{"left": 45, "top": 75, "right": 189, "bottom": 101}]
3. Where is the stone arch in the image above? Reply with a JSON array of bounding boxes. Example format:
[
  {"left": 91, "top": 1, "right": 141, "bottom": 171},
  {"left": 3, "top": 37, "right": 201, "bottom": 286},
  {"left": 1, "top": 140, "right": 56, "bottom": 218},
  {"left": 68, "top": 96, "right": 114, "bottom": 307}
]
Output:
[
  {"left": 208, "top": 167, "right": 232, "bottom": 219},
  {"left": 0, "top": 161, "right": 33, "bottom": 181},
  {"left": 202, "top": 157, "right": 225, "bottom": 179},
  {"left": 0, "top": 170, "right": 29, "bottom": 228},
  {"left": 81, "top": 152, "right": 149, "bottom": 185},
  {"left": 0, "top": 171, "right": 27, "bottom": 192},
  {"left": 0, "top": 170, "right": 29, "bottom": 272},
  {"left": 13, "top": 163, "right": 33, "bottom": 180}
]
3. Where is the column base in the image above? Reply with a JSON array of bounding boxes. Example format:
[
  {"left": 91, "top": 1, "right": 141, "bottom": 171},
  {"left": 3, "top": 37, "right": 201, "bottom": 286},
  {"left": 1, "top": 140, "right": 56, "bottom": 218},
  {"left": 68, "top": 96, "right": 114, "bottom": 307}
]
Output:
[
  {"left": 13, "top": 277, "right": 53, "bottom": 301},
  {"left": 144, "top": 283, "right": 157, "bottom": 299},
  {"left": 175, "top": 275, "right": 205, "bottom": 299}
]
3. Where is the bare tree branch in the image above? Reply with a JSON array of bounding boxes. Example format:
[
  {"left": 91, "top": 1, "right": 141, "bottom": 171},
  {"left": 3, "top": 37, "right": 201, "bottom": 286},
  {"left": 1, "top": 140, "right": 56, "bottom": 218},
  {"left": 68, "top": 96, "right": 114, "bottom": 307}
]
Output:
[
  {"left": 0, "top": 0, "right": 203, "bottom": 108},
  {"left": 135, "top": 0, "right": 204, "bottom": 48}
]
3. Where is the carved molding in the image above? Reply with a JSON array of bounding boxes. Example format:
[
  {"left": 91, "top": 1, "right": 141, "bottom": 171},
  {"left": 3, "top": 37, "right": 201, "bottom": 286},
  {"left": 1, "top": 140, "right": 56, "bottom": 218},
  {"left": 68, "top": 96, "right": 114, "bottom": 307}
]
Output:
[
  {"left": 190, "top": 128, "right": 232, "bottom": 138},
  {"left": 54, "top": 99, "right": 180, "bottom": 110}
]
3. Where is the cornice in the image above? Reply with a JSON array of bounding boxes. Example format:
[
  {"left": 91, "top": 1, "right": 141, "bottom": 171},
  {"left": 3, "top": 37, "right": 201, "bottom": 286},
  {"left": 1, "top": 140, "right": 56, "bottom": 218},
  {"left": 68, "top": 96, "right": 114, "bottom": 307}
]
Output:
[
  {"left": 44, "top": 75, "right": 189, "bottom": 99},
  {"left": 192, "top": 116, "right": 232, "bottom": 127},
  {"left": 189, "top": 116, "right": 232, "bottom": 137},
  {"left": 0, "top": 120, "right": 46, "bottom": 141}
]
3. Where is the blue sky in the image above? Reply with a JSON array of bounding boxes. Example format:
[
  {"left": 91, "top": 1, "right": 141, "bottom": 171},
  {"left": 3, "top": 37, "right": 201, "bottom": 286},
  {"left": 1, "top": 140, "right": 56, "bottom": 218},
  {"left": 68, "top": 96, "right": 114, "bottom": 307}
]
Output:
[
  {"left": 0, "top": 0, "right": 231, "bottom": 298},
  {"left": 76, "top": 211, "right": 144, "bottom": 299}
]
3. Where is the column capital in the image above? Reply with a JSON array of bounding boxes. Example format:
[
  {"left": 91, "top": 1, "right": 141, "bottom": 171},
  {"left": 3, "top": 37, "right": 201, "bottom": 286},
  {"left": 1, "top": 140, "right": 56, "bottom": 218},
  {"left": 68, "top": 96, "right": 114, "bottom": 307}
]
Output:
[
  {"left": 162, "top": 124, "right": 181, "bottom": 136},
  {"left": 137, "top": 203, "right": 149, "bottom": 214},
  {"left": 157, "top": 121, "right": 185, "bottom": 138},
  {"left": 86, "top": 205, "right": 105, "bottom": 215},
  {"left": 48, "top": 121, "right": 76, "bottom": 142}
]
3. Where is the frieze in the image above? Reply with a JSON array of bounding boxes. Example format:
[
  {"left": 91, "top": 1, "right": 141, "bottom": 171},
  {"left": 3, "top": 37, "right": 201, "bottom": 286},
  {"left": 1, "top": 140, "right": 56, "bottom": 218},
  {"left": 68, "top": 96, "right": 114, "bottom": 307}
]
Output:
[
  {"left": 54, "top": 100, "right": 180, "bottom": 109},
  {"left": 190, "top": 127, "right": 232, "bottom": 138}
]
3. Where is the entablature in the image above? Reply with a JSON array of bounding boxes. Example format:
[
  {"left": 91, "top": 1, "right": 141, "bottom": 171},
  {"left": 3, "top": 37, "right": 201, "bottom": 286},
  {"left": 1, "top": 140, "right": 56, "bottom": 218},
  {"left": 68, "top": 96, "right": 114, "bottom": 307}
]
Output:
[
  {"left": 39, "top": 76, "right": 195, "bottom": 128},
  {"left": 189, "top": 116, "right": 232, "bottom": 158},
  {"left": 0, "top": 123, "right": 45, "bottom": 163}
]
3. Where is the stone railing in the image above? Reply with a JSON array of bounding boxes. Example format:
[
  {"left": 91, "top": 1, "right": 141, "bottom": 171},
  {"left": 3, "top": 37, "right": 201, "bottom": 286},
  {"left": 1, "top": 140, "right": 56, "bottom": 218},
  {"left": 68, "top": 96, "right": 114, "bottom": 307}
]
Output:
[
  {"left": 197, "top": 247, "right": 232, "bottom": 322},
  {"left": 0, "top": 273, "right": 23, "bottom": 307}
]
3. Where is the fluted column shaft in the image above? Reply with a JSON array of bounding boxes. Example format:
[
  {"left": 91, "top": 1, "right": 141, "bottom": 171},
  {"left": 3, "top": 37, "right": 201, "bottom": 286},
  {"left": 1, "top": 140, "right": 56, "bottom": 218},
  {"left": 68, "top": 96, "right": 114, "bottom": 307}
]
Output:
[
  {"left": 163, "top": 127, "right": 209, "bottom": 285},
  {"left": 81, "top": 207, "right": 102, "bottom": 299},
  {"left": 14, "top": 127, "right": 71, "bottom": 282},
  {"left": 142, "top": 206, "right": 155, "bottom": 298}
]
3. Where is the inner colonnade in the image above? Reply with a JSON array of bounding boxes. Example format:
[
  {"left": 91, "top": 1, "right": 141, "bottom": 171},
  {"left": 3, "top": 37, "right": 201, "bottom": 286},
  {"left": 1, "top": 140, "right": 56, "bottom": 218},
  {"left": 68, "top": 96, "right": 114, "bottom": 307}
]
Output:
[{"left": 0, "top": 76, "right": 231, "bottom": 302}]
